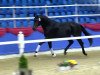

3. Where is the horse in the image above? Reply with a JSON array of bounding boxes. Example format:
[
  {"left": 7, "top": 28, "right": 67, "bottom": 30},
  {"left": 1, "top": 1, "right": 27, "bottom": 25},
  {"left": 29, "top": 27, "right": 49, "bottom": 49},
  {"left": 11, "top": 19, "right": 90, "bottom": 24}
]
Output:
[{"left": 33, "top": 14, "right": 93, "bottom": 57}]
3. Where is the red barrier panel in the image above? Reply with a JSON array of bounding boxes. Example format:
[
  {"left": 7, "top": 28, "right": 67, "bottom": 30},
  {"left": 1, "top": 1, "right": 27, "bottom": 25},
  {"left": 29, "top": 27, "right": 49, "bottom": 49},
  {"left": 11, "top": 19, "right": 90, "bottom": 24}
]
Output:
[
  {"left": 0, "top": 23, "right": 100, "bottom": 37},
  {"left": 36, "top": 26, "right": 44, "bottom": 33},
  {"left": 82, "top": 23, "right": 100, "bottom": 31},
  {"left": 6, "top": 27, "right": 33, "bottom": 37},
  {"left": 0, "top": 28, "right": 6, "bottom": 37}
]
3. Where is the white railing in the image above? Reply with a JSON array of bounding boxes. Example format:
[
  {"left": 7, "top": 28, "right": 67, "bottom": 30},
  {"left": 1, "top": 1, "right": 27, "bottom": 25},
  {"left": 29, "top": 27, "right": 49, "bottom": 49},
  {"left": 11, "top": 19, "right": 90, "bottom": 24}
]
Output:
[
  {"left": 0, "top": 14, "right": 100, "bottom": 20},
  {"left": 0, "top": 4, "right": 99, "bottom": 20},
  {"left": 0, "top": 4, "right": 100, "bottom": 8},
  {"left": 0, "top": 31, "right": 100, "bottom": 56},
  {"left": 0, "top": 4, "right": 100, "bottom": 27},
  {"left": 0, "top": 4, "right": 99, "bottom": 27}
]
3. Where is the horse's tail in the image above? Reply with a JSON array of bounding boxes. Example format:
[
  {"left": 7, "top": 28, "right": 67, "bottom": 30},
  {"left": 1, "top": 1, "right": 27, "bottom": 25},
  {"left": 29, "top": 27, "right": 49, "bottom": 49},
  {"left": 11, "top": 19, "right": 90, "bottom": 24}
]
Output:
[{"left": 81, "top": 25, "right": 93, "bottom": 46}]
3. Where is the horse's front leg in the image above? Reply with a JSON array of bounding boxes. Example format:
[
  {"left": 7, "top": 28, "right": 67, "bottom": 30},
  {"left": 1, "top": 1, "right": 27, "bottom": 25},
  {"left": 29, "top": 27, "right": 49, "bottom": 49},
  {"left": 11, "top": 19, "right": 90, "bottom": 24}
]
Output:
[
  {"left": 48, "top": 42, "right": 56, "bottom": 57},
  {"left": 34, "top": 42, "right": 45, "bottom": 57}
]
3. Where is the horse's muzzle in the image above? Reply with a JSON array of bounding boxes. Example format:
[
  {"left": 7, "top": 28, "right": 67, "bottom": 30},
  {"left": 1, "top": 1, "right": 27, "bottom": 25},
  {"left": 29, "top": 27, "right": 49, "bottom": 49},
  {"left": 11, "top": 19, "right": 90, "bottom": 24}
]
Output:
[
  {"left": 33, "top": 25, "right": 38, "bottom": 30},
  {"left": 33, "top": 27, "right": 36, "bottom": 30}
]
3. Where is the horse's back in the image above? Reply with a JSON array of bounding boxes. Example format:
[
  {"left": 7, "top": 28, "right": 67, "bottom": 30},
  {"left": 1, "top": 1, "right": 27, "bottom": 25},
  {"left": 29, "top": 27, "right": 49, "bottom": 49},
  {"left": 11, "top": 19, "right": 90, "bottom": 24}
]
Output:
[
  {"left": 59, "top": 22, "right": 82, "bottom": 36},
  {"left": 45, "top": 21, "right": 82, "bottom": 38}
]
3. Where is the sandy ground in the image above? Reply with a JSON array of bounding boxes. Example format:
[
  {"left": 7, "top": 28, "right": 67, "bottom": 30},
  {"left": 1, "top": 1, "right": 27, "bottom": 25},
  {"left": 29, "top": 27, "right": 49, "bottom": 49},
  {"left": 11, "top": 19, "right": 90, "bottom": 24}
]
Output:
[{"left": 0, "top": 50, "right": 100, "bottom": 75}]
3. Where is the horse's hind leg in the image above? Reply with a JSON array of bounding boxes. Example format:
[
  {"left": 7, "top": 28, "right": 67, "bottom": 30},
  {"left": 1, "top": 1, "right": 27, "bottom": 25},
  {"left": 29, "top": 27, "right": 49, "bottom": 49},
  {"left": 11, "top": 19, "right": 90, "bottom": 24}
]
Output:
[
  {"left": 77, "top": 39, "right": 87, "bottom": 56},
  {"left": 34, "top": 42, "right": 45, "bottom": 57},
  {"left": 48, "top": 42, "right": 56, "bottom": 57},
  {"left": 64, "top": 40, "right": 74, "bottom": 55}
]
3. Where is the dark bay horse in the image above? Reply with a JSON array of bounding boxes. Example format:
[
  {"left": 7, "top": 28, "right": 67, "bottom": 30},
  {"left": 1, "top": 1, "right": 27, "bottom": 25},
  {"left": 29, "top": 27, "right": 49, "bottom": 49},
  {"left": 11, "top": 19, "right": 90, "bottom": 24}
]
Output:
[{"left": 33, "top": 14, "right": 93, "bottom": 57}]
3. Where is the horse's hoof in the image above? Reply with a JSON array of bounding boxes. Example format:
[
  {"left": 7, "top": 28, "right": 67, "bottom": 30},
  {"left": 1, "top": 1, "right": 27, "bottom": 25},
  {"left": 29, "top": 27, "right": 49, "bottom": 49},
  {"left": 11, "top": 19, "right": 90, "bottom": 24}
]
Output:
[
  {"left": 34, "top": 55, "right": 37, "bottom": 57},
  {"left": 83, "top": 53, "right": 87, "bottom": 56},
  {"left": 64, "top": 52, "right": 67, "bottom": 55},
  {"left": 52, "top": 54, "right": 56, "bottom": 57},
  {"left": 34, "top": 52, "right": 38, "bottom": 57},
  {"left": 84, "top": 53, "right": 88, "bottom": 56},
  {"left": 34, "top": 53, "right": 38, "bottom": 57}
]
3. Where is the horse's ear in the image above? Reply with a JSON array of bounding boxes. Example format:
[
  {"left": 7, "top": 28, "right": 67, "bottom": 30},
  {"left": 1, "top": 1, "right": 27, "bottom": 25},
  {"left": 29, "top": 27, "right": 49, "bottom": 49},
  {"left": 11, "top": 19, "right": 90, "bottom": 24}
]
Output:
[{"left": 34, "top": 13, "right": 36, "bottom": 17}]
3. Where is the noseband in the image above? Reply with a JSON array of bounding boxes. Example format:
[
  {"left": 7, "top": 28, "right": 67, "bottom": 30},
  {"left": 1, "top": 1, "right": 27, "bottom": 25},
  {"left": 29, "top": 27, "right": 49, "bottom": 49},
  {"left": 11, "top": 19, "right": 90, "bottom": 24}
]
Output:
[{"left": 36, "top": 20, "right": 40, "bottom": 25}]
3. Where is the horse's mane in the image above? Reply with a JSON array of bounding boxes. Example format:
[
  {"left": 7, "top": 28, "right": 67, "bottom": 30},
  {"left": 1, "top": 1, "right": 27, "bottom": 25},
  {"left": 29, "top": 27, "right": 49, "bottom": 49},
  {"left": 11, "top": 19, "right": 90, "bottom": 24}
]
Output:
[{"left": 39, "top": 15, "right": 58, "bottom": 24}]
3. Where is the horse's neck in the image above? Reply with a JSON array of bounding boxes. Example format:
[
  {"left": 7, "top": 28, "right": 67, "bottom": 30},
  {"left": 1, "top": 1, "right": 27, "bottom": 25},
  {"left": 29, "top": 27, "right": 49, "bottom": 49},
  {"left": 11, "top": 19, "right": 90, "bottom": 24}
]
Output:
[{"left": 41, "top": 18, "right": 53, "bottom": 29}]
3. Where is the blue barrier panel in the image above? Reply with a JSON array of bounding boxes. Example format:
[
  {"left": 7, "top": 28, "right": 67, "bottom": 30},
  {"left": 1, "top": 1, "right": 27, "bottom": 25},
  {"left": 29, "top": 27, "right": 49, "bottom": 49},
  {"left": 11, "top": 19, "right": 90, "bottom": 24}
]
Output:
[{"left": 0, "top": 30, "right": 100, "bottom": 55}]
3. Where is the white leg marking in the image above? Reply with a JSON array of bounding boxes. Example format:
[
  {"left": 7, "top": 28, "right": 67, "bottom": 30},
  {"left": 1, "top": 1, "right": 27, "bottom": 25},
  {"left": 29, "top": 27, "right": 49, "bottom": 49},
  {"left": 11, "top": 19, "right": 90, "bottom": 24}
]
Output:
[
  {"left": 51, "top": 48, "right": 56, "bottom": 57},
  {"left": 36, "top": 45, "right": 41, "bottom": 52},
  {"left": 34, "top": 45, "right": 41, "bottom": 56}
]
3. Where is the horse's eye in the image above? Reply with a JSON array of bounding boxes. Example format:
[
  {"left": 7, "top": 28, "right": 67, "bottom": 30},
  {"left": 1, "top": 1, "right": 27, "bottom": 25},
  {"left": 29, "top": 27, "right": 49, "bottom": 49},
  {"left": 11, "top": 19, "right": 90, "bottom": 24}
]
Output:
[{"left": 34, "top": 19, "right": 37, "bottom": 21}]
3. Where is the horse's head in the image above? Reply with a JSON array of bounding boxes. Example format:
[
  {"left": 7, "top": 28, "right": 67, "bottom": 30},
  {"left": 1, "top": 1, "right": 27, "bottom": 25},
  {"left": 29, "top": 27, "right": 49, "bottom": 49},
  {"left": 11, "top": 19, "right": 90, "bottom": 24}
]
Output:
[
  {"left": 33, "top": 15, "right": 40, "bottom": 29},
  {"left": 33, "top": 14, "right": 50, "bottom": 30}
]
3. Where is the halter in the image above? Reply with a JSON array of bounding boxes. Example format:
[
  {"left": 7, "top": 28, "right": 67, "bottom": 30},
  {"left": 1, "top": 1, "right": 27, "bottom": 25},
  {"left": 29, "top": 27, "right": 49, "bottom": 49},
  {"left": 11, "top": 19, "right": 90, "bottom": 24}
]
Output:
[
  {"left": 34, "top": 17, "right": 41, "bottom": 28},
  {"left": 36, "top": 20, "right": 39, "bottom": 25}
]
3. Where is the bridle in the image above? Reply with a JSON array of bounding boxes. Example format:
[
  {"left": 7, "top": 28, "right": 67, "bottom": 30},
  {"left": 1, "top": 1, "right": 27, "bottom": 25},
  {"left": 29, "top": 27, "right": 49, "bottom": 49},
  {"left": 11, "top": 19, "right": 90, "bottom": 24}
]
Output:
[{"left": 33, "top": 17, "right": 41, "bottom": 29}]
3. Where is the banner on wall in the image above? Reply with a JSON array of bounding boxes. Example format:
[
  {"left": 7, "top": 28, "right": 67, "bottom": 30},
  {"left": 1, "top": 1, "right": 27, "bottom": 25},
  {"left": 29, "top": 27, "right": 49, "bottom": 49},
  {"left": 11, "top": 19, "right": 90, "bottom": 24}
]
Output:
[{"left": 0, "top": 23, "right": 100, "bottom": 37}]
